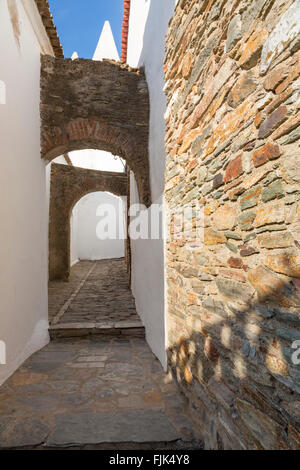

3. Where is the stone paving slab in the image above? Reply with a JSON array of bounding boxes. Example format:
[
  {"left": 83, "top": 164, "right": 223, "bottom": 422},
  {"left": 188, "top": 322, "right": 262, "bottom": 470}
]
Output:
[
  {"left": 47, "top": 411, "right": 179, "bottom": 446},
  {"left": 49, "top": 326, "right": 145, "bottom": 340},
  {"left": 0, "top": 417, "right": 50, "bottom": 448},
  {"left": 0, "top": 336, "right": 201, "bottom": 449}
]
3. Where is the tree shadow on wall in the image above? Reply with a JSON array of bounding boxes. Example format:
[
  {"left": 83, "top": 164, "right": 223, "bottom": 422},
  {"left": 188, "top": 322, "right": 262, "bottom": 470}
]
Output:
[{"left": 167, "top": 259, "right": 300, "bottom": 450}]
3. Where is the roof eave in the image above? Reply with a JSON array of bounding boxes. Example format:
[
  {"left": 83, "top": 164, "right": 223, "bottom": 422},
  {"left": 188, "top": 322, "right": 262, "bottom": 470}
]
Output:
[{"left": 34, "top": 0, "right": 64, "bottom": 58}]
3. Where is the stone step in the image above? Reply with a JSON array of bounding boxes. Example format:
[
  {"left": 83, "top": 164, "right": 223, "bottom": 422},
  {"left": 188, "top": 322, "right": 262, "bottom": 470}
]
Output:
[
  {"left": 16, "top": 440, "right": 201, "bottom": 450},
  {"left": 49, "top": 320, "right": 145, "bottom": 339},
  {"left": 12, "top": 411, "right": 201, "bottom": 450}
]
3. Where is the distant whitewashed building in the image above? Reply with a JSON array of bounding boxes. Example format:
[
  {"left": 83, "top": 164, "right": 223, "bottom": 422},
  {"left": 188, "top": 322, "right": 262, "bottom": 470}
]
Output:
[{"left": 93, "top": 20, "right": 119, "bottom": 61}]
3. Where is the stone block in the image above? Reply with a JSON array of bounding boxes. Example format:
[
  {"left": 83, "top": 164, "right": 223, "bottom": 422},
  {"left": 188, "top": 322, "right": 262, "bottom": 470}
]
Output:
[
  {"left": 252, "top": 142, "right": 281, "bottom": 167},
  {"left": 261, "top": 0, "right": 300, "bottom": 73},
  {"left": 212, "top": 205, "right": 237, "bottom": 231},
  {"left": 263, "top": 64, "right": 289, "bottom": 91},
  {"left": 226, "top": 14, "right": 242, "bottom": 52},
  {"left": 281, "top": 125, "right": 300, "bottom": 145},
  {"left": 236, "top": 399, "right": 288, "bottom": 449},
  {"left": 240, "top": 186, "right": 261, "bottom": 210},
  {"left": 254, "top": 202, "right": 285, "bottom": 228},
  {"left": 212, "top": 173, "right": 223, "bottom": 189},
  {"left": 219, "top": 268, "right": 246, "bottom": 282},
  {"left": 243, "top": 166, "right": 270, "bottom": 189},
  {"left": 204, "top": 228, "right": 226, "bottom": 245},
  {"left": 261, "top": 180, "right": 284, "bottom": 202},
  {"left": 225, "top": 242, "right": 238, "bottom": 253},
  {"left": 216, "top": 278, "right": 253, "bottom": 303},
  {"left": 204, "top": 97, "right": 257, "bottom": 157},
  {"left": 181, "top": 52, "right": 193, "bottom": 78},
  {"left": 228, "top": 257, "right": 243, "bottom": 269},
  {"left": 258, "top": 232, "right": 294, "bottom": 249},
  {"left": 238, "top": 27, "right": 268, "bottom": 70},
  {"left": 238, "top": 211, "right": 256, "bottom": 231},
  {"left": 225, "top": 154, "right": 243, "bottom": 183},
  {"left": 189, "top": 58, "right": 236, "bottom": 128},
  {"left": 248, "top": 265, "right": 284, "bottom": 300},
  {"left": 272, "top": 114, "right": 300, "bottom": 140},
  {"left": 258, "top": 106, "right": 288, "bottom": 139},
  {"left": 179, "top": 129, "right": 202, "bottom": 154},
  {"left": 264, "top": 254, "right": 300, "bottom": 278},
  {"left": 275, "top": 55, "right": 300, "bottom": 94},
  {"left": 281, "top": 154, "right": 300, "bottom": 184},
  {"left": 228, "top": 71, "right": 256, "bottom": 108},
  {"left": 240, "top": 245, "right": 257, "bottom": 257}
]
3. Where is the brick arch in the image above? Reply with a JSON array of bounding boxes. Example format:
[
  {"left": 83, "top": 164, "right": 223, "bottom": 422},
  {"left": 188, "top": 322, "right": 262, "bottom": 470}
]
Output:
[
  {"left": 42, "top": 117, "right": 150, "bottom": 207},
  {"left": 41, "top": 55, "right": 151, "bottom": 207},
  {"left": 49, "top": 164, "right": 127, "bottom": 280}
]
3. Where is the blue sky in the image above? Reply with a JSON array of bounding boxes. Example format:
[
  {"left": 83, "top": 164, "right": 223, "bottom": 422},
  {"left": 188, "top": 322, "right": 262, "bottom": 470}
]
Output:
[{"left": 48, "top": 0, "right": 124, "bottom": 58}]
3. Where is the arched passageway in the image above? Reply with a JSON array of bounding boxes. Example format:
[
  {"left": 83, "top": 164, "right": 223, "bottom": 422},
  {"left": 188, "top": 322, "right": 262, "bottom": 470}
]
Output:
[
  {"left": 41, "top": 56, "right": 151, "bottom": 207},
  {"left": 49, "top": 163, "right": 127, "bottom": 280}
]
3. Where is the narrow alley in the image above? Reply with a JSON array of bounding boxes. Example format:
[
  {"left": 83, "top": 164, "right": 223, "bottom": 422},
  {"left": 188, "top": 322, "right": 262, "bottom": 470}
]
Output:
[
  {"left": 0, "top": 260, "right": 200, "bottom": 449},
  {"left": 1, "top": 0, "right": 300, "bottom": 452}
]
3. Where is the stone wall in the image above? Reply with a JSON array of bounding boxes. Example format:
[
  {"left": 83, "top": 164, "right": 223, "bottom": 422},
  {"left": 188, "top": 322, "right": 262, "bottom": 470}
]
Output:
[
  {"left": 49, "top": 164, "right": 127, "bottom": 280},
  {"left": 164, "top": 0, "right": 300, "bottom": 449},
  {"left": 41, "top": 55, "right": 150, "bottom": 206}
]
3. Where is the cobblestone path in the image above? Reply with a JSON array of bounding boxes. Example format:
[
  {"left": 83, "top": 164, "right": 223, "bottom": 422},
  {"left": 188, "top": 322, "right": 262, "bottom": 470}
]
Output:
[
  {"left": 48, "top": 260, "right": 94, "bottom": 324},
  {"left": 49, "top": 259, "right": 143, "bottom": 336}
]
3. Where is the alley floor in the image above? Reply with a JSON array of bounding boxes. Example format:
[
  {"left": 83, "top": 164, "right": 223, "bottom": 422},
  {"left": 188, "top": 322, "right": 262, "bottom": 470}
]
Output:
[
  {"left": 48, "top": 259, "right": 143, "bottom": 337},
  {"left": 0, "top": 259, "right": 200, "bottom": 449}
]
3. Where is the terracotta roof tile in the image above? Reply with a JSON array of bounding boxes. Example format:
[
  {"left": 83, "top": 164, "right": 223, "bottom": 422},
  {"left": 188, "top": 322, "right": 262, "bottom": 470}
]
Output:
[
  {"left": 34, "top": 0, "right": 64, "bottom": 58},
  {"left": 121, "top": 0, "right": 131, "bottom": 63}
]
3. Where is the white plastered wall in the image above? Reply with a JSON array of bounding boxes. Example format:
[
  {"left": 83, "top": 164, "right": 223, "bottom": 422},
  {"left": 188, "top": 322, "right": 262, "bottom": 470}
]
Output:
[
  {"left": 70, "top": 205, "right": 79, "bottom": 266},
  {"left": 74, "top": 191, "right": 125, "bottom": 261},
  {"left": 127, "top": 0, "right": 176, "bottom": 369},
  {"left": 0, "top": 0, "right": 54, "bottom": 385}
]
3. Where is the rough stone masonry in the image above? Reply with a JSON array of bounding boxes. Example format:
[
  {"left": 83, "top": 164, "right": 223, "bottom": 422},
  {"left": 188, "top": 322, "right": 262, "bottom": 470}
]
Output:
[
  {"left": 164, "top": 0, "right": 300, "bottom": 449},
  {"left": 41, "top": 55, "right": 151, "bottom": 207}
]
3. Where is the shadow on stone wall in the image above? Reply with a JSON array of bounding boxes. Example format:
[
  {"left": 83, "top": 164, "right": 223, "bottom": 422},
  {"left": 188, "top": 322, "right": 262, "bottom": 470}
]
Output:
[{"left": 167, "top": 263, "right": 300, "bottom": 449}]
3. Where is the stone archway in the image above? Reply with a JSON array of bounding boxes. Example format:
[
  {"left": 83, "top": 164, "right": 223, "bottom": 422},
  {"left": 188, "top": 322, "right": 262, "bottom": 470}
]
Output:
[
  {"left": 49, "top": 163, "right": 127, "bottom": 280},
  {"left": 41, "top": 56, "right": 151, "bottom": 207}
]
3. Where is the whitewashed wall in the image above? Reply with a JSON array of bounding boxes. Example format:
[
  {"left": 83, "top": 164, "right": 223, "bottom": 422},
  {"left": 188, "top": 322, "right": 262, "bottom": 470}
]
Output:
[
  {"left": 0, "top": 0, "right": 54, "bottom": 385},
  {"left": 74, "top": 192, "right": 125, "bottom": 261},
  {"left": 127, "top": 0, "right": 176, "bottom": 368},
  {"left": 70, "top": 204, "right": 79, "bottom": 266}
]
